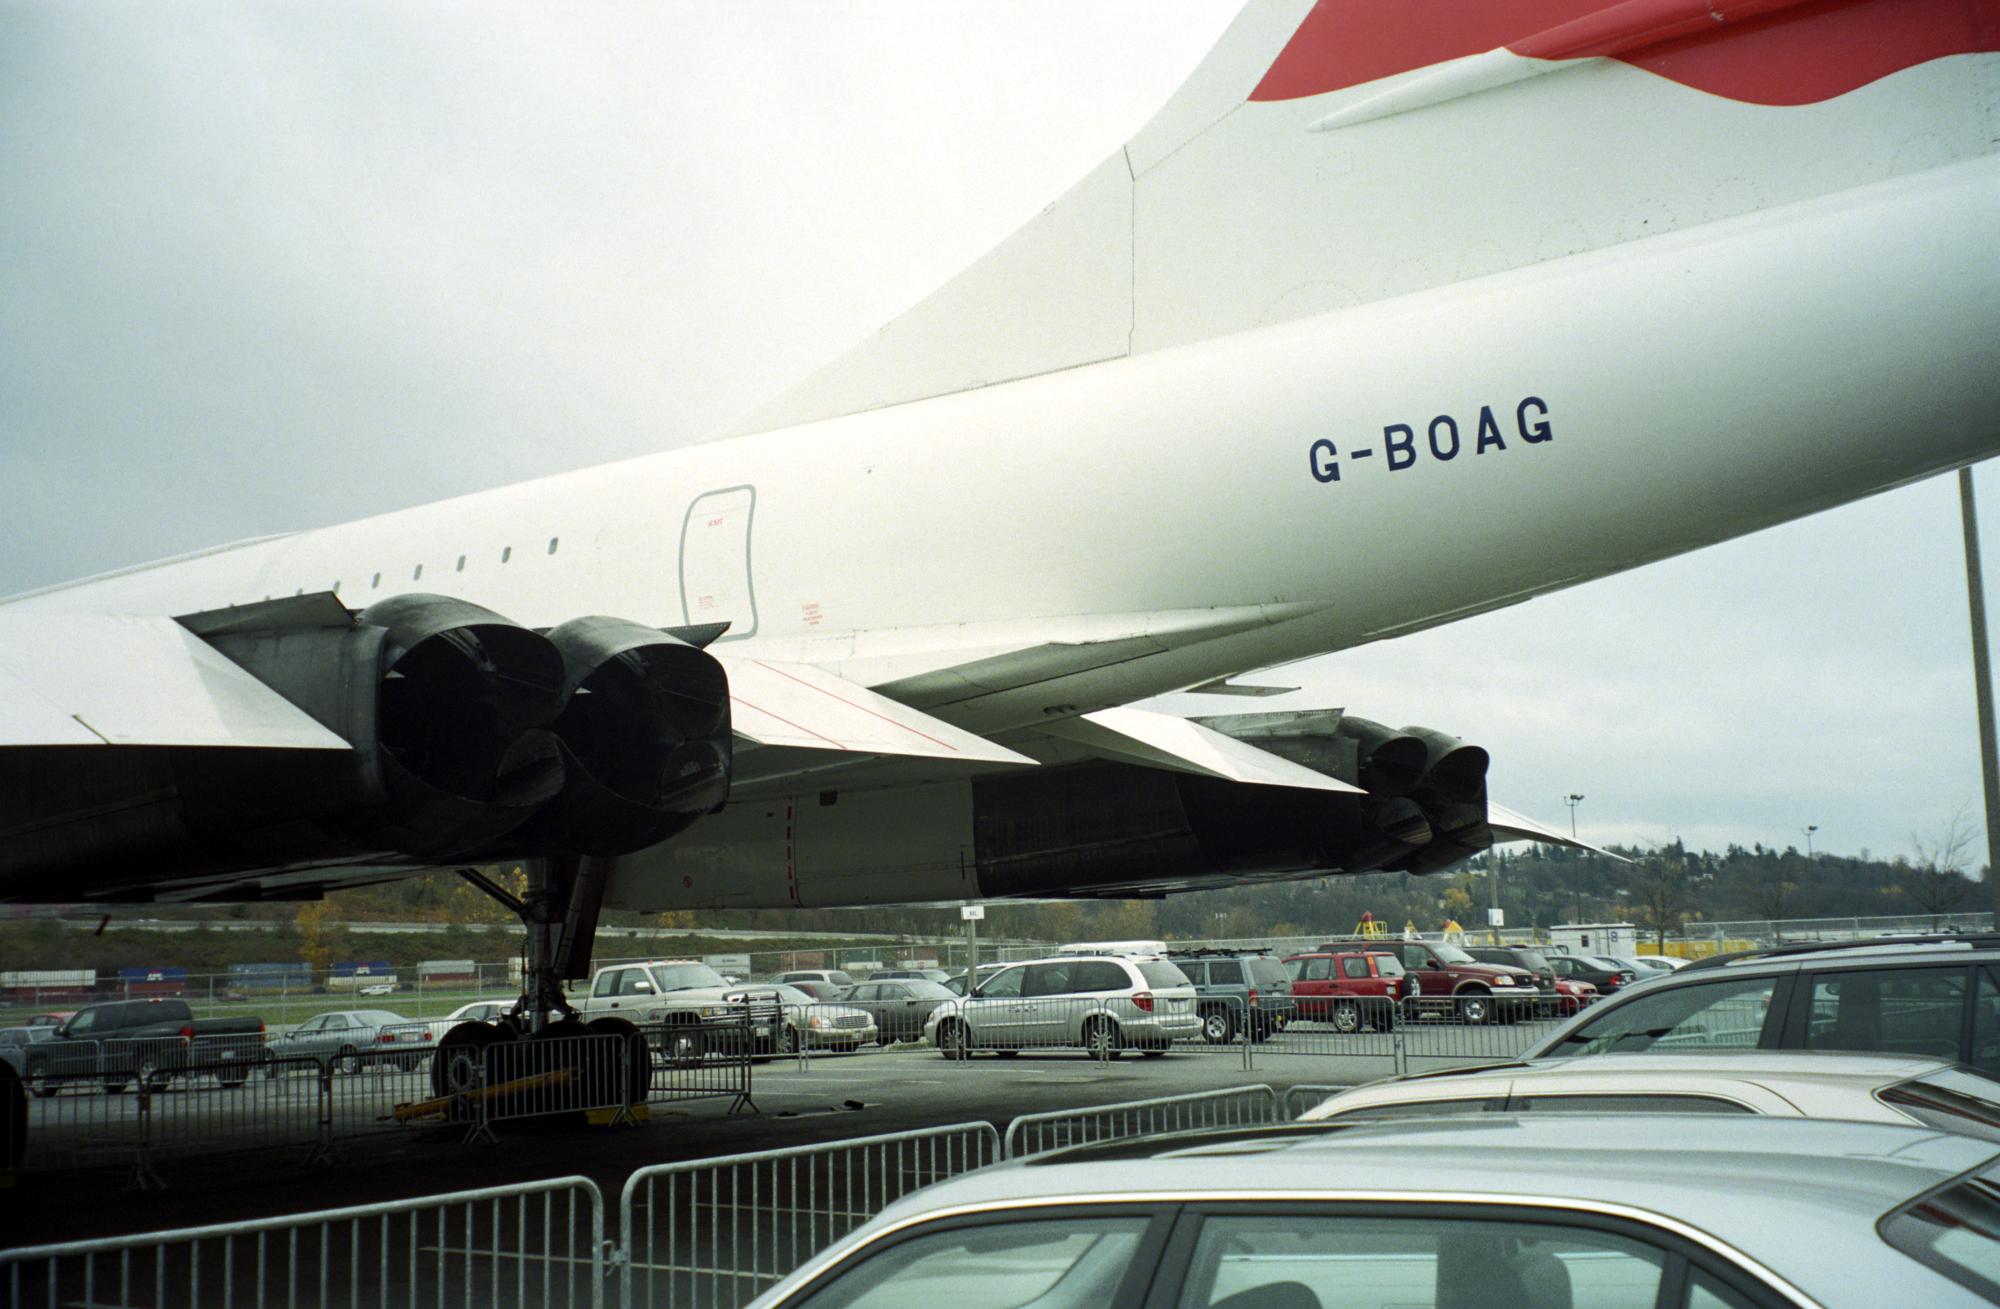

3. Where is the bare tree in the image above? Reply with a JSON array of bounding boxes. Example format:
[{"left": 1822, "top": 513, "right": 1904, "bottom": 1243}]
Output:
[
  {"left": 1905, "top": 809, "right": 1978, "bottom": 929},
  {"left": 1629, "top": 853, "right": 1693, "bottom": 951}
]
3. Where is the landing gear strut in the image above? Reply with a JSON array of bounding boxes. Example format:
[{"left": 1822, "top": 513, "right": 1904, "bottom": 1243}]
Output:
[{"left": 435, "top": 856, "right": 649, "bottom": 1113}]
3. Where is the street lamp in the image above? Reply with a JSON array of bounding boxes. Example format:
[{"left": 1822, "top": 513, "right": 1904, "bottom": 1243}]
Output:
[
  {"left": 1565, "top": 794, "right": 1586, "bottom": 924},
  {"left": 1803, "top": 825, "right": 1818, "bottom": 859}
]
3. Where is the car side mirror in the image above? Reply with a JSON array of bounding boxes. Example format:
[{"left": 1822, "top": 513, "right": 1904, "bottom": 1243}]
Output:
[{"left": 1428, "top": 961, "right": 1444, "bottom": 969}]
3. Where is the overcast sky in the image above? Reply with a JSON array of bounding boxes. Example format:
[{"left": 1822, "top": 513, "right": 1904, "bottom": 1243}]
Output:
[{"left": 4, "top": 3, "right": 1996, "bottom": 867}]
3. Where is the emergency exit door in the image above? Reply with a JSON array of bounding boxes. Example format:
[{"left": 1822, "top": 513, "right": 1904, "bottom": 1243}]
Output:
[{"left": 679, "top": 485, "right": 757, "bottom": 639}]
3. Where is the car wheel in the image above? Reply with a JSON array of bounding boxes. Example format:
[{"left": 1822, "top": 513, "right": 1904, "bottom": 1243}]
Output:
[
  {"left": 779, "top": 1026, "right": 802, "bottom": 1056},
  {"left": 335, "top": 1044, "right": 359, "bottom": 1074},
  {"left": 1331, "top": 1002, "right": 1360, "bottom": 1035},
  {"left": 1083, "top": 1017, "right": 1123, "bottom": 1061},
  {"left": 1200, "top": 1006, "right": 1235, "bottom": 1045},
  {"left": 665, "top": 1026, "right": 704, "bottom": 1068},
  {"left": 1458, "top": 991, "right": 1492, "bottom": 1025},
  {"left": 26, "top": 1060, "right": 56, "bottom": 1100},
  {"left": 937, "top": 1020, "right": 969, "bottom": 1061}
]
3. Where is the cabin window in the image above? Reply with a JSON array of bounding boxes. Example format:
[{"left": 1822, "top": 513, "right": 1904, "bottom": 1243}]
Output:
[
  {"left": 413, "top": 563, "right": 423, "bottom": 580},
  {"left": 501, "top": 546, "right": 512, "bottom": 563},
  {"left": 371, "top": 573, "right": 381, "bottom": 589},
  {"left": 547, "top": 537, "right": 559, "bottom": 555}
]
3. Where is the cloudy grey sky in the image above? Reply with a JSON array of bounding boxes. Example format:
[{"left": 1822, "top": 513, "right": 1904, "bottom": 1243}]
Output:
[{"left": 4, "top": 3, "right": 1994, "bottom": 864}]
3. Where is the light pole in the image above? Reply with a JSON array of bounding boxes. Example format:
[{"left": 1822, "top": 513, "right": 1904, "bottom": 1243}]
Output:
[
  {"left": 1565, "top": 794, "right": 1586, "bottom": 925},
  {"left": 1803, "top": 825, "right": 1818, "bottom": 859}
]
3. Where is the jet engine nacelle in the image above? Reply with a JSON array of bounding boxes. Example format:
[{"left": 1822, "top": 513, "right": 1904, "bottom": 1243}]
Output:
[{"left": 0, "top": 593, "right": 733, "bottom": 899}]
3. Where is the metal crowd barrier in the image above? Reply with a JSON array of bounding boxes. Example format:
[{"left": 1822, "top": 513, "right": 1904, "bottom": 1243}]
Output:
[
  {"left": 617, "top": 1121, "right": 1001, "bottom": 1309},
  {"left": 0, "top": 1174, "right": 607, "bottom": 1309},
  {"left": 1002, "top": 1083, "right": 1279, "bottom": 1158},
  {"left": 1283, "top": 1084, "right": 1349, "bottom": 1118}
]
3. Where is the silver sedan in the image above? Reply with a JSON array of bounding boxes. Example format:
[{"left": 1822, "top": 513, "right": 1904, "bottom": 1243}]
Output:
[{"left": 745, "top": 1114, "right": 2000, "bottom": 1307}]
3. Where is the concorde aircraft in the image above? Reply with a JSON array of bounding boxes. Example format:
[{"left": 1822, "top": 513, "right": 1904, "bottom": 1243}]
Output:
[{"left": 2, "top": 0, "right": 1997, "bottom": 1043}]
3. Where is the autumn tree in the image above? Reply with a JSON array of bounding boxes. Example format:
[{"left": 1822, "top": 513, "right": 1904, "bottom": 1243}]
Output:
[
  {"left": 295, "top": 899, "right": 338, "bottom": 981},
  {"left": 1629, "top": 853, "right": 1693, "bottom": 950}
]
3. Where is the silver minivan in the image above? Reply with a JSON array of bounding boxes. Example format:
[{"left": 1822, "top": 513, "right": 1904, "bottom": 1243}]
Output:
[{"left": 924, "top": 954, "right": 1201, "bottom": 1059}]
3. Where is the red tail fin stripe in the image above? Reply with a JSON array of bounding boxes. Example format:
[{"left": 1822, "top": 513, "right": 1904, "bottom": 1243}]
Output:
[{"left": 1250, "top": 0, "right": 2000, "bottom": 107}]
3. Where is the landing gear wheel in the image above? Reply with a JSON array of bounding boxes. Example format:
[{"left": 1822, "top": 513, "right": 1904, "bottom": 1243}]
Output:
[
  {"left": 1084, "top": 1018, "right": 1124, "bottom": 1061},
  {"left": 1331, "top": 1002, "right": 1360, "bottom": 1035},
  {"left": 586, "top": 1016, "right": 651, "bottom": 1107},
  {"left": 432, "top": 1021, "right": 507, "bottom": 1106},
  {"left": 1201, "top": 1007, "right": 1235, "bottom": 1045},
  {"left": 0, "top": 1061, "right": 22, "bottom": 1176}
]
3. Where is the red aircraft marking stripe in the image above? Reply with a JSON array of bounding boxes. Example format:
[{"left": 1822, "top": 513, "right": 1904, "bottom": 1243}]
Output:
[{"left": 1250, "top": 0, "right": 2000, "bottom": 107}]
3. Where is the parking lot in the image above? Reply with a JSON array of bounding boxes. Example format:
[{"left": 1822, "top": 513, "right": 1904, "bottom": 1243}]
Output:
[{"left": 0, "top": 1003, "right": 1566, "bottom": 1250}]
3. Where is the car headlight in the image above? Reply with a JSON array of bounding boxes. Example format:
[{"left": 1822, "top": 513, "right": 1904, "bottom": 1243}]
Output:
[
  {"left": 1492, "top": 977, "right": 1516, "bottom": 986},
  {"left": 809, "top": 1016, "right": 831, "bottom": 1030},
  {"left": 698, "top": 1005, "right": 734, "bottom": 1018}
]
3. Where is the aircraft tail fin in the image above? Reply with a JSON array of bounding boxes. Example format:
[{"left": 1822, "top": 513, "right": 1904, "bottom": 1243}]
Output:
[{"left": 729, "top": 0, "right": 1999, "bottom": 436}]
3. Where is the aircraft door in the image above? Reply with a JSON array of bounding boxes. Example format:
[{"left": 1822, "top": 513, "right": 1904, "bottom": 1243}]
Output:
[{"left": 679, "top": 486, "right": 757, "bottom": 639}]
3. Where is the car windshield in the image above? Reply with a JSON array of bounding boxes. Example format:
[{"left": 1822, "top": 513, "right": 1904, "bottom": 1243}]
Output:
[
  {"left": 1548, "top": 975, "right": 1776, "bottom": 1056},
  {"left": 1881, "top": 1159, "right": 2000, "bottom": 1300},
  {"left": 1137, "top": 961, "right": 1191, "bottom": 988},
  {"left": 650, "top": 963, "right": 727, "bottom": 992},
  {"left": 1879, "top": 1068, "right": 2000, "bottom": 1144},
  {"left": 1515, "top": 951, "right": 1550, "bottom": 971},
  {"left": 1433, "top": 944, "right": 1475, "bottom": 964}
]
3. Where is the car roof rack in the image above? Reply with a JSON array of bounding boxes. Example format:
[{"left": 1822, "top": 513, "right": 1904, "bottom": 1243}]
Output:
[
  {"left": 1165, "top": 947, "right": 1274, "bottom": 958},
  {"left": 1679, "top": 932, "right": 2000, "bottom": 971}
]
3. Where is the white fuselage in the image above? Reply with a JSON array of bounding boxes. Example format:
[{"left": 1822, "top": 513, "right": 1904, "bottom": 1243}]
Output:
[{"left": 11, "top": 155, "right": 1996, "bottom": 755}]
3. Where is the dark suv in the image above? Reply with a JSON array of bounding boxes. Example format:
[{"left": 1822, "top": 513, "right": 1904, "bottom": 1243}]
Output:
[
  {"left": 1526, "top": 934, "right": 2000, "bottom": 1072},
  {"left": 1165, "top": 949, "right": 1294, "bottom": 1043},
  {"left": 1320, "top": 938, "right": 1539, "bottom": 1024}
]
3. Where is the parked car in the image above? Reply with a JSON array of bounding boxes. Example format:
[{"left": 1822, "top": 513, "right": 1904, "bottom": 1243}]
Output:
[
  {"left": 869, "top": 968, "right": 955, "bottom": 985},
  {"left": 23, "top": 1013, "right": 70, "bottom": 1029},
  {"left": 1634, "top": 954, "right": 1689, "bottom": 971},
  {"left": 1544, "top": 952, "right": 1637, "bottom": 994},
  {"left": 835, "top": 979, "right": 957, "bottom": 1043},
  {"left": 265, "top": 1010, "right": 432, "bottom": 1073},
  {"left": 1318, "top": 938, "right": 1537, "bottom": 1023},
  {"left": 1524, "top": 934, "right": 2000, "bottom": 1074},
  {"left": 1553, "top": 976, "right": 1600, "bottom": 1015},
  {"left": 744, "top": 1114, "right": 2000, "bottom": 1308},
  {"left": 1165, "top": 949, "right": 1294, "bottom": 1043},
  {"left": 725, "top": 984, "right": 876, "bottom": 1053},
  {"left": 1462, "top": 945, "right": 1563, "bottom": 1013},
  {"left": 19, "top": 998, "right": 266, "bottom": 1095},
  {"left": 1283, "top": 950, "right": 1413, "bottom": 1031},
  {"left": 924, "top": 955, "right": 1200, "bottom": 1059},
  {"left": 941, "top": 964, "right": 1010, "bottom": 996},
  {"left": 777, "top": 978, "right": 844, "bottom": 1002},
  {"left": 775, "top": 969, "right": 857, "bottom": 992},
  {"left": 421, "top": 999, "right": 513, "bottom": 1042},
  {"left": 1294, "top": 1050, "right": 2000, "bottom": 1141}
]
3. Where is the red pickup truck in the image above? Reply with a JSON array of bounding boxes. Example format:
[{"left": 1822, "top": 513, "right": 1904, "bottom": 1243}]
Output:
[
  {"left": 1318, "top": 939, "right": 1540, "bottom": 1024},
  {"left": 1284, "top": 950, "right": 1415, "bottom": 1031}
]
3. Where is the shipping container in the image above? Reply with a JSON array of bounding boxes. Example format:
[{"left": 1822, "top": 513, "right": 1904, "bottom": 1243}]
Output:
[{"left": 116, "top": 965, "right": 189, "bottom": 996}]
